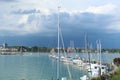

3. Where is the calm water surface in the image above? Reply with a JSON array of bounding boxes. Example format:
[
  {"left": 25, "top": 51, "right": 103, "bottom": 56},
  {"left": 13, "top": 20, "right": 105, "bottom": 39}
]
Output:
[{"left": 0, "top": 53, "right": 88, "bottom": 80}]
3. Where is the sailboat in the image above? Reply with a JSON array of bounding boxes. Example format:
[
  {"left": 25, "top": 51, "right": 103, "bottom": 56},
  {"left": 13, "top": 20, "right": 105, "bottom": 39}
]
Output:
[
  {"left": 84, "top": 40, "right": 107, "bottom": 78},
  {"left": 56, "top": 1, "right": 74, "bottom": 80},
  {"left": 20, "top": 46, "right": 23, "bottom": 54},
  {"left": 67, "top": 40, "right": 76, "bottom": 53},
  {"left": 49, "top": 48, "right": 57, "bottom": 59},
  {"left": 80, "top": 34, "right": 108, "bottom": 79},
  {"left": 89, "top": 40, "right": 107, "bottom": 77}
]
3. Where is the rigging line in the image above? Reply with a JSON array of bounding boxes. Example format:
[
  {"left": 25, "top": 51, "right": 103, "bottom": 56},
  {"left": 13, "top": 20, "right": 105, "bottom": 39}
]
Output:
[
  {"left": 59, "top": 26, "right": 73, "bottom": 80},
  {"left": 57, "top": 0, "right": 61, "bottom": 79},
  {"left": 57, "top": 0, "right": 72, "bottom": 80}
]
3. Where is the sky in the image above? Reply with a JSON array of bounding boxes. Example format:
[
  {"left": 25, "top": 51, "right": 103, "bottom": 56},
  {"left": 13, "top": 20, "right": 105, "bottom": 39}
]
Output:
[{"left": 0, "top": 0, "right": 120, "bottom": 48}]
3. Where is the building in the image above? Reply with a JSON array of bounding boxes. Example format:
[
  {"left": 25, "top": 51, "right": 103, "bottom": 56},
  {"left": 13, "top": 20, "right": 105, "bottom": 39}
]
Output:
[{"left": 0, "top": 42, "right": 18, "bottom": 52}]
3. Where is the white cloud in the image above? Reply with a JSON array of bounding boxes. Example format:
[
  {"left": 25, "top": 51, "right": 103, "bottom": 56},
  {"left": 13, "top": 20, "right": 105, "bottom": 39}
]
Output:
[
  {"left": 0, "top": 13, "right": 41, "bottom": 36},
  {"left": 86, "top": 4, "right": 116, "bottom": 14},
  {"left": 60, "top": 8, "right": 81, "bottom": 15},
  {"left": 0, "top": 2, "right": 119, "bottom": 36},
  {"left": 36, "top": 7, "right": 51, "bottom": 15},
  {"left": 19, "top": 15, "right": 28, "bottom": 24},
  {"left": 23, "top": 20, "right": 40, "bottom": 34},
  {"left": 0, "top": 24, "right": 40, "bottom": 36},
  {"left": 56, "top": 4, "right": 116, "bottom": 15}
]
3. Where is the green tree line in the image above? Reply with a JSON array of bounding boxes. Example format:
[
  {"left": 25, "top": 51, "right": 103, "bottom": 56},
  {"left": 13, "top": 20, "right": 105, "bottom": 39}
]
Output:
[{"left": 11, "top": 46, "right": 120, "bottom": 53}]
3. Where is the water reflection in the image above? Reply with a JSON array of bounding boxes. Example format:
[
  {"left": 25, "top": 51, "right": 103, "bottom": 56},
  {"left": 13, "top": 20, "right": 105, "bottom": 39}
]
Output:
[{"left": 0, "top": 53, "right": 119, "bottom": 80}]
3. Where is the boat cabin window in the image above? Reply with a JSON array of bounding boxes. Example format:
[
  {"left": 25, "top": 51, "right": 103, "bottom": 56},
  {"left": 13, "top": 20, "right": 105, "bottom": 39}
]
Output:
[
  {"left": 94, "top": 66, "right": 97, "bottom": 69},
  {"left": 102, "top": 67, "right": 105, "bottom": 69}
]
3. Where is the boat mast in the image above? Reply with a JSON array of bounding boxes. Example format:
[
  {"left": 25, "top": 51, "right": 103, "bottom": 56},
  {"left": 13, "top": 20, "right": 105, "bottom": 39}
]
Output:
[
  {"left": 96, "top": 40, "right": 99, "bottom": 63},
  {"left": 97, "top": 40, "right": 101, "bottom": 65},
  {"left": 97, "top": 40, "right": 102, "bottom": 76},
  {"left": 85, "top": 33, "right": 88, "bottom": 61},
  {"left": 57, "top": 1, "right": 60, "bottom": 80},
  {"left": 99, "top": 40, "right": 102, "bottom": 68}
]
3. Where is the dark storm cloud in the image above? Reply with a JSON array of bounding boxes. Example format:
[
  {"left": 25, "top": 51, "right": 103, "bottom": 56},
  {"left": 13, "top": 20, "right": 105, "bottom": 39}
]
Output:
[
  {"left": 11, "top": 9, "right": 115, "bottom": 37},
  {"left": 0, "top": 0, "right": 16, "bottom": 2},
  {"left": 12, "top": 9, "right": 41, "bottom": 14},
  {"left": 8, "top": 9, "right": 120, "bottom": 48},
  {"left": 55, "top": 13, "right": 111, "bottom": 32}
]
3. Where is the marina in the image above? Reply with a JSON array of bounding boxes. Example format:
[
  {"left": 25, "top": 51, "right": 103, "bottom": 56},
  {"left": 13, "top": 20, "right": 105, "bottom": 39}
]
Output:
[{"left": 0, "top": 0, "right": 120, "bottom": 80}]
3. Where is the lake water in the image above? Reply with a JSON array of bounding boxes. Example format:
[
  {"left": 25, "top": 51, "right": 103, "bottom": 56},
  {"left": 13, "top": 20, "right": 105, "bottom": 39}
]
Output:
[
  {"left": 0, "top": 52, "right": 120, "bottom": 80},
  {"left": 0, "top": 53, "right": 88, "bottom": 80}
]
